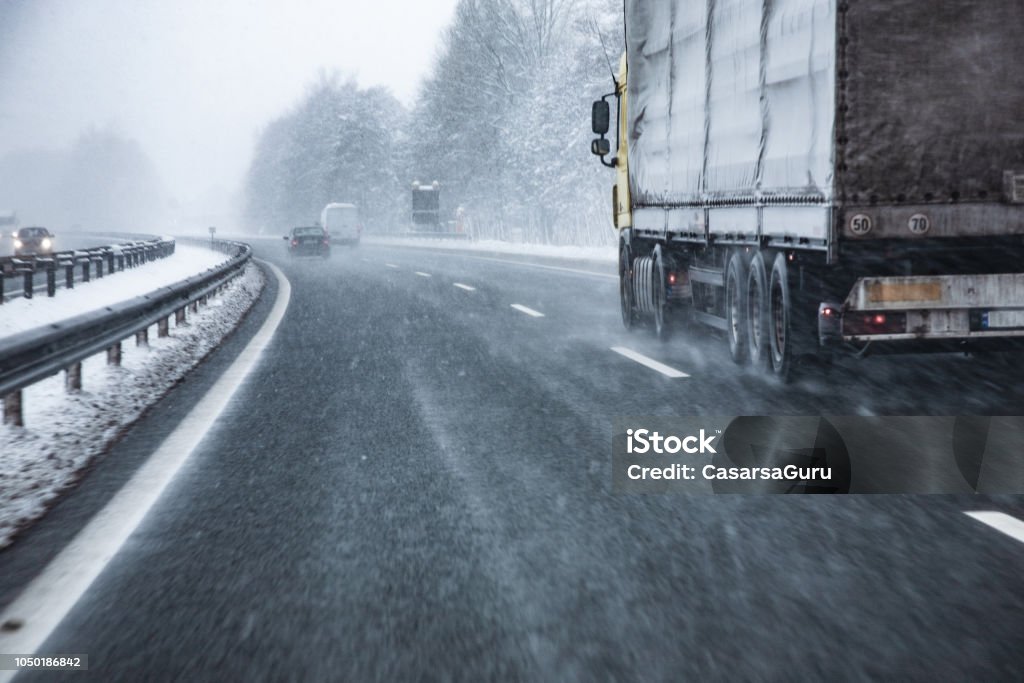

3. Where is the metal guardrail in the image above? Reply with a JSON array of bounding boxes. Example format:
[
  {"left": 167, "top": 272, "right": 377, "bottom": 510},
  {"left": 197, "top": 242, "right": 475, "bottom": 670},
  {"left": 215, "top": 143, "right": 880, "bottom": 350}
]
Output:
[
  {"left": 0, "top": 238, "right": 176, "bottom": 303},
  {"left": 0, "top": 239, "right": 252, "bottom": 426}
]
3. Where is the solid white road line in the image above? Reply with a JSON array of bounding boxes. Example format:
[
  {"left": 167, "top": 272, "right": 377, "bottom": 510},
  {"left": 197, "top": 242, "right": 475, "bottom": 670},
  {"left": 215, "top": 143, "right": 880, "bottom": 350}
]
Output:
[
  {"left": 610, "top": 346, "right": 689, "bottom": 378},
  {"left": 453, "top": 283, "right": 476, "bottom": 291},
  {"left": 511, "top": 304, "right": 545, "bottom": 318},
  {"left": 0, "top": 261, "right": 292, "bottom": 677},
  {"left": 964, "top": 511, "right": 1024, "bottom": 545},
  {"left": 385, "top": 263, "right": 400, "bottom": 269},
  {"left": 415, "top": 272, "right": 432, "bottom": 278}
]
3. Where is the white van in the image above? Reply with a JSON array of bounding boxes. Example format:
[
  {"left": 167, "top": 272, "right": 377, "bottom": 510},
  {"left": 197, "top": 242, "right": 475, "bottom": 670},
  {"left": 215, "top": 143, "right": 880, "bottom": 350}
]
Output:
[{"left": 320, "top": 203, "right": 361, "bottom": 246}]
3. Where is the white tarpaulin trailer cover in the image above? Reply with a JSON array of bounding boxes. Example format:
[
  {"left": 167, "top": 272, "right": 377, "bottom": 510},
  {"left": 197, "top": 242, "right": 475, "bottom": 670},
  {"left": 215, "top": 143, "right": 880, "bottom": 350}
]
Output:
[
  {"left": 624, "top": 0, "right": 1024, "bottom": 244},
  {"left": 626, "top": 0, "right": 835, "bottom": 208}
]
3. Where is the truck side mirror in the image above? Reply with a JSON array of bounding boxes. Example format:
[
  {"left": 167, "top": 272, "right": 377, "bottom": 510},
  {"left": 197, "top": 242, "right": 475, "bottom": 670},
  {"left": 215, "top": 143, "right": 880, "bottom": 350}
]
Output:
[
  {"left": 592, "top": 99, "right": 610, "bottom": 135},
  {"left": 591, "top": 138, "right": 611, "bottom": 157}
]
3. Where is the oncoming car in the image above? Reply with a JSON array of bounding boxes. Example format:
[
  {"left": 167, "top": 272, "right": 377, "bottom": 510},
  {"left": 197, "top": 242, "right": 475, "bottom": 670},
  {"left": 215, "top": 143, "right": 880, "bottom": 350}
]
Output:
[
  {"left": 284, "top": 226, "right": 330, "bottom": 258},
  {"left": 13, "top": 226, "right": 54, "bottom": 256}
]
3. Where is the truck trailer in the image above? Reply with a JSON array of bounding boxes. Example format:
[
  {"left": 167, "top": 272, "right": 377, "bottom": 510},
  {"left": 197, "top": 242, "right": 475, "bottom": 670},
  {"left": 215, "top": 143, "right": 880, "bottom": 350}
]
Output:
[
  {"left": 411, "top": 180, "right": 442, "bottom": 232},
  {"left": 591, "top": 0, "right": 1024, "bottom": 379}
]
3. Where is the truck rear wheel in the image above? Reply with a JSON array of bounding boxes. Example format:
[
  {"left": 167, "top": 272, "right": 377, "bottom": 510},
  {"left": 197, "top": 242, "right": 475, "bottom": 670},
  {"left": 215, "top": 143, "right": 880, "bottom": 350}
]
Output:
[
  {"left": 619, "top": 243, "right": 636, "bottom": 330},
  {"left": 746, "top": 252, "right": 770, "bottom": 370},
  {"left": 725, "top": 254, "right": 748, "bottom": 364},
  {"left": 769, "top": 253, "right": 793, "bottom": 380}
]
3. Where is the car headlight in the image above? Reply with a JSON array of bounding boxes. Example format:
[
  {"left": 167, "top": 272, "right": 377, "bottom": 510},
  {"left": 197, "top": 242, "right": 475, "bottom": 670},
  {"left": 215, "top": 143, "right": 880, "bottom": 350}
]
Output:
[
  {"left": 13, "top": 239, "right": 22, "bottom": 249},
  {"left": 42, "top": 238, "right": 52, "bottom": 249}
]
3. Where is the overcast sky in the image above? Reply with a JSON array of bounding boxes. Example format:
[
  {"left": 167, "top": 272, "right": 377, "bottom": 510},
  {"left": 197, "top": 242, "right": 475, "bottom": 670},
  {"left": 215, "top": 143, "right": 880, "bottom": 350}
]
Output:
[{"left": 0, "top": 0, "right": 459, "bottom": 204}]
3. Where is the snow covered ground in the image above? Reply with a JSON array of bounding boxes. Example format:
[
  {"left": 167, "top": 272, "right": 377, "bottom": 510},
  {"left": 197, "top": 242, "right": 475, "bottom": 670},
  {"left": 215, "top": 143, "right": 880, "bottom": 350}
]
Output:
[
  {"left": 366, "top": 235, "right": 616, "bottom": 263},
  {"left": 0, "top": 262, "right": 265, "bottom": 549},
  {"left": 0, "top": 243, "right": 229, "bottom": 339}
]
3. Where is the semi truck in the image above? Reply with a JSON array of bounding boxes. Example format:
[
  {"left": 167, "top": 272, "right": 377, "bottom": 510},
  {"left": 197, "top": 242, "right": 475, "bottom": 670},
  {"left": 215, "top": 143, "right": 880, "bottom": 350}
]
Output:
[
  {"left": 411, "top": 180, "right": 441, "bottom": 232},
  {"left": 0, "top": 211, "right": 17, "bottom": 237},
  {"left": 591, "top": 0, "right": 1024, "bottom": 379}
]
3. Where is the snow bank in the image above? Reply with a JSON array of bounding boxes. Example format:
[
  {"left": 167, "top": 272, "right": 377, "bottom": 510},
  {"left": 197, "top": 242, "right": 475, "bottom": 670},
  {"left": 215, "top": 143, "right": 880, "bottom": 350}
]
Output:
[
  {"left": 0, "top": 263, "right": 265, "bottom": 549},
  {"left": 0, "top": 243, "right": 229, "bottom": 340}
]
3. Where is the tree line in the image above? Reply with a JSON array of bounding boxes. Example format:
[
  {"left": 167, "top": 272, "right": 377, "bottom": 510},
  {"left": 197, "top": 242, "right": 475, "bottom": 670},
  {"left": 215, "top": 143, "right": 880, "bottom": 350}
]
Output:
[{"left": 243, "top": 0, "right": 622, "bottom": 246}]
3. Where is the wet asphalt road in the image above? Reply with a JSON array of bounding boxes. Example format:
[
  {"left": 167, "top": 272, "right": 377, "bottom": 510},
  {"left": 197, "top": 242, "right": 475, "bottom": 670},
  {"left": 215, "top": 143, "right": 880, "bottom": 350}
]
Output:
[
  {"left": 0, "top": 233, "right": 156, "bottom": 299},
  {"left": 0, "top": 234, "right": 115, "bottom": 259},
  {"left": 3, "top": 240, "right": 1024, "bottom": 681}
]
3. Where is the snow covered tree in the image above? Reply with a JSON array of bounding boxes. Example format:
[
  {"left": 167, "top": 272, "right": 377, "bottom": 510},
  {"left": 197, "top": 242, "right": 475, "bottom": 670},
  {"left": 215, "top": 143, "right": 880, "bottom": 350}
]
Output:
[
  {"left": 245, "top": 0, "right": 623, "bottom": 245},
  {"left": 409, "top": 0, "right": 623, "bottom": 244},
  {"left": 244, "top": 74, "right": 405, "bottom": 233}
]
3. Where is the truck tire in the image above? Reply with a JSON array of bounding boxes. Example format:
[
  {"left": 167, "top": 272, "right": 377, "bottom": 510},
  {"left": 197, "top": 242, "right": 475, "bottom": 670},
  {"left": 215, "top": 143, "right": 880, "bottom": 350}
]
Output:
[
  {"left": 769, "top": 253, "right": 793, "bottom": 380},
  {"left": 652, "top": 245, "right": 669, "bottom": 340},
  {"left": 746, "top": 252, "right": 770, "bottom": 370},
  {"left": 619, "top": 242, "right": 636, "bottom": 330},
  {"left": 725, "top": 253, "right": 748, "bottom": 364}
]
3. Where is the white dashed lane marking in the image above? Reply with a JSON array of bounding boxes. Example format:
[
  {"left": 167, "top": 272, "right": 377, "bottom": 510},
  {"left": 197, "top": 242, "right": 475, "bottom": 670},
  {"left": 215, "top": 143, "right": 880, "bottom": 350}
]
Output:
[
  {"left": 965, "top": 511, "right": 1024, "bottom": 545},
  {"left": 385, "top": 263, "right": 400, "bottom": 269},
  {"left": 610, "top": 346, "right": 689, "bottom": 378},
  {"left": 511, "top": 304, "right": 545, "bottom": 318},
  {"left": 453, "top": 283, "right": 476, "bottom": 291},
  {"left": 415, "top": 272, "right": 432, "bottom": 278}
]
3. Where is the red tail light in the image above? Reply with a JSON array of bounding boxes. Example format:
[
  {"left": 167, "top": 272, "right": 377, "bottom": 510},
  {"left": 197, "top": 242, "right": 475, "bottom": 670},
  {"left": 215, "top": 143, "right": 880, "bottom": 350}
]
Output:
[
  {"left": 291, "top": 239, "right": 298, "bottom": 246},
  {"left": 843, "top": 312, "right": 907, "bottom": 336},
  {"left": 667, "top": 273, "right": 677, "bottom": 285}
]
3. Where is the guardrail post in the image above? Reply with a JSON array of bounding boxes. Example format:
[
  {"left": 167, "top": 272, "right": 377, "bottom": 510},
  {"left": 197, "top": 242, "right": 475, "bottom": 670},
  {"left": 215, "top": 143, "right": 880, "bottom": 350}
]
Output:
[
  {"left": 66, "top": 363, "right": 82, "bottom": 392},
  {"left": 158, "top": 317, "right": 170, "bottom": 337},
  {"left": 117, "top": 253, "right": 124, "bottom": 271},
  {"left": 22, "top": 270, "right": 33, "bottom": 299},
  {"left": 3, "top": 391, "right": 23, "bottom": 427},
  {"left": 65, "top": 261, "right": 74, "bottom": 289},
  {"left": 46, "top": 261, "right": 57, "bottom": 296},
  {"left": 82, "top": 260, "right": 90, "bottom": 282},
  {"left": 175, "top": 308, "right": 186, "bottom": 325},
  {"left": 189, "top": 300, "right": 198, "bottom": 313},
  {"left": 106, "top": 251, "right": 114, "bottom": 273},
  {"left": 107, "top": 342, "right": 121, "bottom": 366},
  {"left": 0, "top": 273, "right": 5, "bottom": 303},
  {"left": 136, "top": 328, "right": 149, "bottom": 346},
  {"left": 94, "top": 256, "right": 104, "bottom": 278}
]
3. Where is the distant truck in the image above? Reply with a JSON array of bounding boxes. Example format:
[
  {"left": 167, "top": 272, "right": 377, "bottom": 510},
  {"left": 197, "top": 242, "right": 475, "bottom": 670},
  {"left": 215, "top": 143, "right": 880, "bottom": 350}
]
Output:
[
  {"left": 320, "top": 203, "right": 360, "bottom": 246},
  {"left": 0, "top": 210, "right": 17, "bottom": 237},
  {"left": 411, "top": 181, "right": 441, "bottom": 232},
  {"left": 591, "top": 0, "right": 1024, "bottom": 379}
]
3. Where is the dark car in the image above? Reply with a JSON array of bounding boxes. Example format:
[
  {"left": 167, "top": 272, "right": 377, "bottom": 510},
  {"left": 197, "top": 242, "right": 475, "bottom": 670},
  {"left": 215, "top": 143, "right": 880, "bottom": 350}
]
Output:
[
  {"left": 284, "top": 226, "right": 330, "bottom": 258},
  {"left": 14, "top": 226, "right": 54, "bottom": 256}
]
